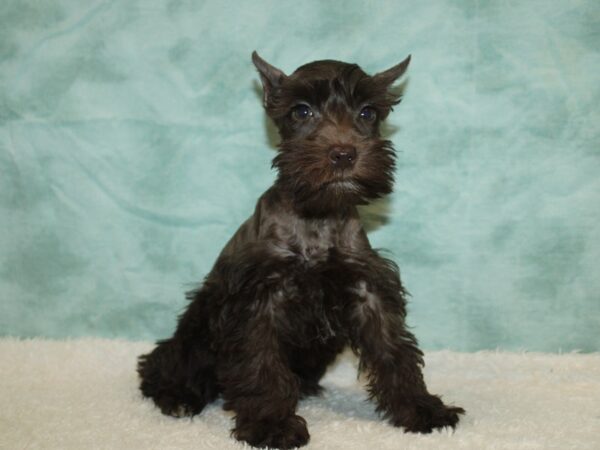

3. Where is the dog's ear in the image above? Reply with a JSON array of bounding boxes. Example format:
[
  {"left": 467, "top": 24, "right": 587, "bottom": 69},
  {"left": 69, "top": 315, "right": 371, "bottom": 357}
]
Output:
[
  {"left": 252, "top": 51, "right": 287, "bottom": 108},
  {"left": 373, "top": 55, "right": 411, "bottom": 86}
]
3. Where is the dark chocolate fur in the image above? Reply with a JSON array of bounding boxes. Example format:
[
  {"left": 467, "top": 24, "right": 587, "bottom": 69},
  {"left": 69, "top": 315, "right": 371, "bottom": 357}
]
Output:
[{"left": 138, "top": 51, "right": 464, "bottom": 449}]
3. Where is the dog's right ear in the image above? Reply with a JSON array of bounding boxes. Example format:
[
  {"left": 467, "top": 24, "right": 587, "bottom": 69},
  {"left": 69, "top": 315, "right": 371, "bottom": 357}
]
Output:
[{"left": 252, "top": 51, "right": 287, "bottom": 108}]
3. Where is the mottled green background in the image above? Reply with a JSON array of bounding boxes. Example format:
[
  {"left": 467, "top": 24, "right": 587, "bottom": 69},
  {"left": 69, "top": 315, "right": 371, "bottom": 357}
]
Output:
[{"left": 1, "top": 0, "right": 599, "bottom": 351}]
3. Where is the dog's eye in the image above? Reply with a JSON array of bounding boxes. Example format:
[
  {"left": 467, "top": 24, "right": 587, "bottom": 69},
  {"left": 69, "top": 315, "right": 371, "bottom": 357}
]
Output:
[
  {"left": 359, "top": 106, "right": 377, "bottom": 122},
  {"left": 291, "top": 104, "right": 313, "bottom": 121}
]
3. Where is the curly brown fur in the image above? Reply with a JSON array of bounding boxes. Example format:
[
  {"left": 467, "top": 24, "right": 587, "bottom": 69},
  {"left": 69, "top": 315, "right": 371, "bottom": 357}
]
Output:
[{"left": 137, "top": 51, "right": 464, "bottom": 449}]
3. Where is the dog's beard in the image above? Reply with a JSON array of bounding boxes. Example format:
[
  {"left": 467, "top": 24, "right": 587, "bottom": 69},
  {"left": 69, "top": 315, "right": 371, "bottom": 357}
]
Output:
[{"left": 273, "top": 139, "right": 396, "bottom": 213}]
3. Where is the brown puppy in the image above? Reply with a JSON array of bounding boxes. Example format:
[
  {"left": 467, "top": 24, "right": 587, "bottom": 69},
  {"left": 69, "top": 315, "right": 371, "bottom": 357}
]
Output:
[{"left": 138, "top": 52, "right": 464, "bottom": 449}]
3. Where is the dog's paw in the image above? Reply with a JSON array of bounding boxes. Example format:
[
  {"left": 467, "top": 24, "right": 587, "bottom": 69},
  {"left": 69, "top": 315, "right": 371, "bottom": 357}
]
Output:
[
  {"left": 146, "top": 392, "right": 205, "bottom": 418},
  {"left": 390, "top": 394, "right": 465, "bottom": 433},
  {"left": 233, "top": 414, "right": 310, "bottom": 449},
  {"left": 161, "top": 402, "right": 199, "bottom": 418},
  {"left": 299, "top": 381, "right": 325, "bottom": 398}
]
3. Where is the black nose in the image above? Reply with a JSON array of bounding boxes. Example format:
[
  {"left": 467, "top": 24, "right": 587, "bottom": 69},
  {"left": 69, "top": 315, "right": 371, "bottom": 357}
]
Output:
[{"left": 328, "top": 145, "right": 357, "bottom": 169}]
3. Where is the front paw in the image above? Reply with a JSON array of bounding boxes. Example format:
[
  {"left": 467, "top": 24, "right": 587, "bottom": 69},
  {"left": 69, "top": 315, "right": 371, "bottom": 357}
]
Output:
[
  {"left": 390, "top": 395, "right": 465, "bottom": 433},
  {"left": 233, "top": 414, "right": 310, "bottom": 449}
]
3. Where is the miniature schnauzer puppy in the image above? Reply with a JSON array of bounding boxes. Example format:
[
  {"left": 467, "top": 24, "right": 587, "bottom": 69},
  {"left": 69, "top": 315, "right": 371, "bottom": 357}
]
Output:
[{"left": 138, "top": 51, "right": 464, "bottom": 449}]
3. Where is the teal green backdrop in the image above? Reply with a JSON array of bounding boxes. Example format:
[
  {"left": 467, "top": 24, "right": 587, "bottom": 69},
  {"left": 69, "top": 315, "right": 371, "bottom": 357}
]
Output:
[{"left": 1, "top": 0, "right": 599, "bottom": 351}]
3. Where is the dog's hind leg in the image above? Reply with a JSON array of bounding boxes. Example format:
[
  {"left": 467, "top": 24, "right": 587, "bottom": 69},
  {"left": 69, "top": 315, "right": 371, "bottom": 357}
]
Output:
[
  {"left": 289, "top": 340, "right": 345, "bottom": 398},
  {"left": 137, "top": 288, "right": 219, "bottom": 417}
]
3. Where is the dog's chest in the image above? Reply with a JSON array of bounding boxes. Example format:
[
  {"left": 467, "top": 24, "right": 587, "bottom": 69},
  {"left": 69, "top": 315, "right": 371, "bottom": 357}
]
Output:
[
  {"left": 264, "top": 215, "right": 344, "bottom": 265},
  {"left": 295, "top": 221, "right": 336, "bottom": 263},
  {"left": 257, "top": 195, "right": 365, "bottom": 266}
]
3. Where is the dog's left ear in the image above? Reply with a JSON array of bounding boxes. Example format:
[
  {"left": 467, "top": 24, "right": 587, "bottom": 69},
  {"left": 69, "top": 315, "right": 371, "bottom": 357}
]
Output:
[
  {"left": 252, "top": 51, "right": 287, "bottom": 108},
  {"left": 373, "top": 55, "right": 411, "bottom": 86}
]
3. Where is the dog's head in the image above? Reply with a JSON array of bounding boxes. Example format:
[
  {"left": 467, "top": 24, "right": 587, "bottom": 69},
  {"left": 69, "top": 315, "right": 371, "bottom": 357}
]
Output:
[{"left": 252, "top": 51, "right": 410, "bottom": 213}]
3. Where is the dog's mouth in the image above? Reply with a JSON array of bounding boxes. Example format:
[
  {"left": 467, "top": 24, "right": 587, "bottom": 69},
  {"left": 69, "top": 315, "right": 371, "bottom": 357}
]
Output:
[{"left": 325, "top": 179, "right": 360, "bottom": 192}]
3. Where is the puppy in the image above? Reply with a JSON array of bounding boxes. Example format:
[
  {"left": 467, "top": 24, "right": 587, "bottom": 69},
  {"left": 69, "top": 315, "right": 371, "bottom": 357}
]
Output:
[{"left": 138, "top": 51, "right": 464, "bottom": 449}]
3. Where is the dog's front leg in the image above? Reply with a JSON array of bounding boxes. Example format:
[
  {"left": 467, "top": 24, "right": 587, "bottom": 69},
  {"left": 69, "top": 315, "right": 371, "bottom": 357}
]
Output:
[
  {"left": 218, "top": 288, "right": 309, "bottom": 449},
  {"left": 346, "top": 255, "right": 464, "bottom": 433}
]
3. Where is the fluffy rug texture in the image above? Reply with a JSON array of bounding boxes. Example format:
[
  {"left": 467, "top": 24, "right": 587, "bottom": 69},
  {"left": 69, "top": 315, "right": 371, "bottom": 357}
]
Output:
[{"left": 1, "top": 339, "right": 599, "bottom": 449}]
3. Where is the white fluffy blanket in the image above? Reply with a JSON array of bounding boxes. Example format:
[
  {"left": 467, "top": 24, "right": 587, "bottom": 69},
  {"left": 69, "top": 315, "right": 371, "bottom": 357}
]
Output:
[{"left": 1, "top": 339, "right": 599, "bottom": 449}]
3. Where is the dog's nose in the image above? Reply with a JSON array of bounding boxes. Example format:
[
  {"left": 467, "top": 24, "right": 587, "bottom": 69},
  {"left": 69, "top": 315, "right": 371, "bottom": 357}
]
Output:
[{"left": 328, "top": 146, "right": 357, "bottom": 169}]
